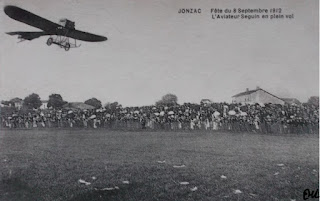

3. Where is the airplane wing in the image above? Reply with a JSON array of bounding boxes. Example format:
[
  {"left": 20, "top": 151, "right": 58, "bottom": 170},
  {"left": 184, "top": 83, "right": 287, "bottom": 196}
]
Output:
[
  {"left": 4, "top": 6, "right": 61, "bottom": 33},
  {"left": 4, "top": 5, "right": 108, "bottom": 42},
  {"left": 6, "top": 31, "right": 52, "bottom": 40},
  {"left": 66, "top": 29, "right": 107, "bottom": 42}
]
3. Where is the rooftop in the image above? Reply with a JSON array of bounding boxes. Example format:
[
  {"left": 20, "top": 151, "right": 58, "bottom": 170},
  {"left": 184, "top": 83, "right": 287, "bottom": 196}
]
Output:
[
  {"left": 232, "top": 89, "right": 259, "bottom": 98},
  {"left": 63, "top": 102, "right": 95, "bottom": 110},
  {"left": 10, "top": 97, "right": 23, "bottom": 103},
  {"left": 233, "top": 87, "right": 285, "bottom": 102}
]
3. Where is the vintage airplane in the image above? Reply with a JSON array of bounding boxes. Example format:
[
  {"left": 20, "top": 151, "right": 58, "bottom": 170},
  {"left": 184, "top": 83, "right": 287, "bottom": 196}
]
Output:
[{"left": 4, "top": 5, "right": 107, "bottom": 51}]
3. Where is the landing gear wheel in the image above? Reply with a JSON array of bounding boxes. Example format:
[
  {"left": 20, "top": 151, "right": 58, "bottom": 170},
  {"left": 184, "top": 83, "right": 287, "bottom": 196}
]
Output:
[
  {"left": 46, "top": 38, "right": 53, "bottom": 46},
  {"left": 65, "top": 43, "right": 70, "bottom": 51}
]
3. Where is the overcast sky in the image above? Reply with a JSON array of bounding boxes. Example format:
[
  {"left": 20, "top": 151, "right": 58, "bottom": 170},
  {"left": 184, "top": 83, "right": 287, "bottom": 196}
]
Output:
[{"left": 0, "top": 0, "right": 318, "bottom": 106}]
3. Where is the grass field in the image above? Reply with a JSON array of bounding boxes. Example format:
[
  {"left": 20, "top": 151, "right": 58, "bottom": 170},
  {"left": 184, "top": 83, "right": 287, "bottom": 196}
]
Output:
[{"left": 0, "top": 129, "right": 318, "bottom": 201}]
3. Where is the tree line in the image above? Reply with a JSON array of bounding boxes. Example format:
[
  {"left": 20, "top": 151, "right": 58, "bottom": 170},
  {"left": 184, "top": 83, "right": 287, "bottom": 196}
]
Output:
[{"left": 1, "top": 93, "right": 180, "bottom": 110}]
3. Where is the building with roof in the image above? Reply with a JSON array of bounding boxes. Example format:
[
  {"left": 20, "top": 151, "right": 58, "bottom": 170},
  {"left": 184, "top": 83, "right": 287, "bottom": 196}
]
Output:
[
  {"left": 10, "top": 97, "right": 23, "bottom": 109},
  {"left": 40, "top": 100, "right": 49, "bottom": 110},
  {"left": 200, "top": 99, "right": 212, "bottom": 105},
  {"left": 232, "top": 87, "right": 285, "bottom": 105},
  {"left": 63, "top": 102, "right": 95, "bottom": 110}
]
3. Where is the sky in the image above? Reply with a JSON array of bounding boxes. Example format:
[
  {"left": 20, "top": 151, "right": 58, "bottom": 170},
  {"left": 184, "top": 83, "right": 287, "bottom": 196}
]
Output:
[{"left": 0, "top": 0, "right": 318, "bottom": 106}]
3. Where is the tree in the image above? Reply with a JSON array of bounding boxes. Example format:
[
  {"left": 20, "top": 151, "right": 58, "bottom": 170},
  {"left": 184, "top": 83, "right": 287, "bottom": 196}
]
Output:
[
  {"left": 84, "top": 98, "right": 102, "bottom": 109},
  {"left": 156, "top": 93, "right": 178, "bottom": 106},
  {"left": 307, "top": 96, "right": 319, "bottom": 107},
  {"left": 23, "top": 93, "right": 42, "bottom": 109},
  {"left": 48, "top": 94, "right": 67, "bottom": 109}
]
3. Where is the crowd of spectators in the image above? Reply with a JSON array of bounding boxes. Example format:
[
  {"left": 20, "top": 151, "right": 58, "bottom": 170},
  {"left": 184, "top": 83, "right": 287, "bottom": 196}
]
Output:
[{"left": 1, "top": 102, "right": 319, "bottom": 134}]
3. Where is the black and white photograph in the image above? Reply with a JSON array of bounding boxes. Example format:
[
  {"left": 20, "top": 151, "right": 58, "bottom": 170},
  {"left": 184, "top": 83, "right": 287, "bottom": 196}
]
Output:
[{"left": 0, "top": 0, "right": 319, "bottom": 200}]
